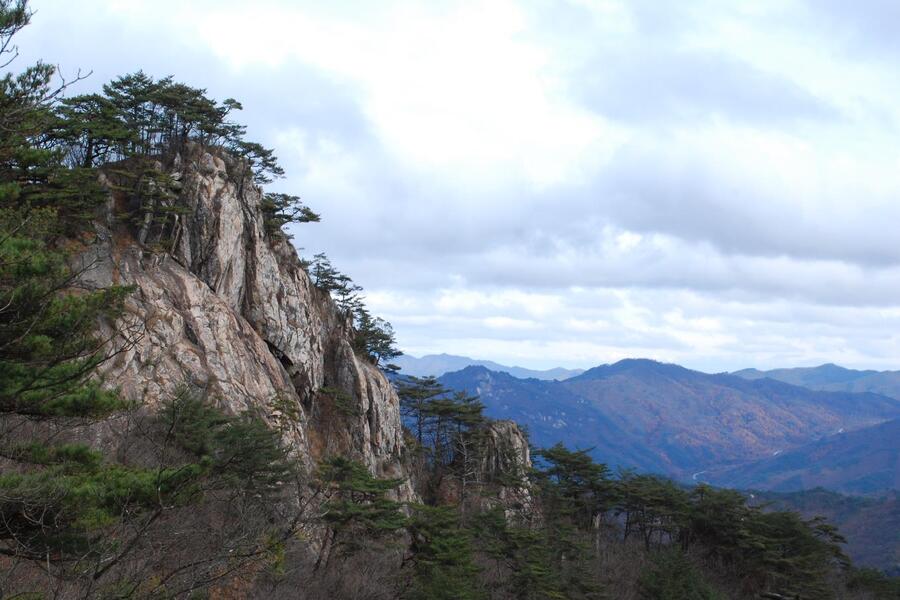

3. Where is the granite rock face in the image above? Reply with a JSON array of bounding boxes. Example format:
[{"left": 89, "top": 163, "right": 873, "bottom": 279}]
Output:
[
  {"left": 481, "top": 420, "right": 531, "bottom": 479},
  {"left": 80, "top": 146, "right": 408, "bottom": 488},
  {"left": 481, "top": 420, "right": 534, "bottom": 514}
]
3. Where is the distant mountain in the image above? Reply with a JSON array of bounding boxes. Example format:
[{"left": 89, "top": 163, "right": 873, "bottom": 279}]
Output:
[
  {"left": 439, "top": 359, "right": 900, "bottom": 485},
  {"left": 734, "top": 363, "right": 900, "bottom": 400},
  {"left": 394, "top": 353, "right": 583, "bottom": 380},
  {"left": 709, "top": 417, "right": 900, "bottom": 495},
  {"left": 751, "top": 488, "right": 900, "bottom": 576}
]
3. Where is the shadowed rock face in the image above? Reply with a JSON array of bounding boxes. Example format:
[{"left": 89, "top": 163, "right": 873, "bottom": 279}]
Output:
[{"left": 77, "top": 146, "right": 420, "bottom": 491}]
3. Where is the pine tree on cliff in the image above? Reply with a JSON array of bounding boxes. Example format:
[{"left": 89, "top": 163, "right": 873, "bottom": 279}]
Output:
[
  {"left": 352, "top": 306, "right": 401, "bottom": 365},
  {"left": 0, "top": 0, "right": 131, "bottom": 426},
  {"left": 261, "top": 192, "right": 320, "bottom": 238}
]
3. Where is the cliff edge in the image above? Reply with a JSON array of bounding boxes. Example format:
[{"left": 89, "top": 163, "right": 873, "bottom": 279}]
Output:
[{"left": 77, "top": 146, "right": 411, "bottom": 490}]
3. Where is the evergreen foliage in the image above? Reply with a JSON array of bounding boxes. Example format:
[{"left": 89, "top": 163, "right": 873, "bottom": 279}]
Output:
[
  {"left": 0, "top": 388, "right": 296, "bottom": 589},
  {"left": 534, "top": 443, "right": 613, "bottom": 531},
  {"left": 0, "top": 456, "right": 201, "bottom": 560},
  {"left": 315, "top": 456, "right": 406, "bottom": 569},
  {"left": 527, "top": 445, "right": 607, "bottom": 599},
  {"left": 472, "top": 507, "right": 569, "bottom": 599},
  {"left": 637, "top": 548, "right": 722, "bottom": 600},
  {"left": 306, "top": 252, "right": 401, "bottom": 366},
  {"left": 351, "top": 307, "right": 402, "bottom": 366},
  {"left": 395, "top": 376, "right": 498, "bottom": 504},
  {"left": 846, "top": 567, "right": 900, "bottom": 599},
  {"left": 0, "top": 0, "right": 147, "bottom": 568},
  {"left": 260, "top": 192, "right": 320, "bottom": 238},
  {"left": 397, "top": 375, "right": 448, "bottom": 445},
  {"left": 160, "top": 391, "right": 294, "bottom": 496},
  {"left": 396, "top": 373, "right": 859, "bottom": 600},
  {"left": 54, "top": 70, "right": 279, "bottom": 184},
  {"left": 403, "top": 505, "right": 484, "bottom": 600}
]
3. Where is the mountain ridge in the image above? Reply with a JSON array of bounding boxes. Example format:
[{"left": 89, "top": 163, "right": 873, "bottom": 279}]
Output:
[
  {"left": 734, "top": 363, "right": 900, "bottom": 400},
  {"left": 394, "top": 352, "right": 584, "bottom": 380},
  {"left": 439, "top": 359, "right": 900, "bottom": 487}
]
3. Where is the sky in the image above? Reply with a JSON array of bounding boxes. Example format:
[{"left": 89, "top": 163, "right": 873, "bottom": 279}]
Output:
[{"left": 17, "top": 0, "right": 900, "bottom": 372}]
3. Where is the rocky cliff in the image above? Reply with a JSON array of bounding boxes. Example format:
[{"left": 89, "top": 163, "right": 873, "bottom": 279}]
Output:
[{"left": 75, "top": 146, "right": 417, "bottom": 493}]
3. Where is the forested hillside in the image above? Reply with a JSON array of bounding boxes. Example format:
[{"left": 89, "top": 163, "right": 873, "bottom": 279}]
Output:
[
  {"left": 440, "top": 360, "right": 900, "bottom": 484},
  {"left": 710, "top": 417, "right": 900, "bottom": 495},
  {"left": 1, "top": 2, "right": 898, "bottom": 598}
]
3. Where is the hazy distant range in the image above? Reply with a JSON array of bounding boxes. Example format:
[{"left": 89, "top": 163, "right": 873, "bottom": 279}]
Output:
[
  {"left": 398, "top": 354, "right": 900, "bottom": 397},
  {"left": 733, "top": 363, "right": 900, "bottom": 400},
  {"left": 393, "top": 353, "right": 583, "bottom": 380}
]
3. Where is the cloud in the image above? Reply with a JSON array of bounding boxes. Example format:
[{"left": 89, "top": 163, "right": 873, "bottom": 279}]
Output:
[
  {"left": 19, "top": 0, "right": 900, "bottom": 372},
  {"left": 577, "top": 49, "right": 837, "bottom": 125},
  {"left": 802, "top": 0, "right": 900, "bottom": 60}
]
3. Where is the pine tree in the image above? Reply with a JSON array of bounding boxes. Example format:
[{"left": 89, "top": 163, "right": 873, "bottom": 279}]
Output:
[
  {"left": 315, "top": 456, "right": 406, "bottom": 570},
  {"left": 535, "top": 444, "right": 613, "bottom": 531},
  {"left": 0, "top": 6, "right": 139, "bottom": 551},
  {"left": 472, "top": 507, "right": 567, "bottom": 600},
  {"left": 637, "top": 548, "right": 722, "bottom": 600},
  {"left": 260, "top": 192, "right": 319, "bottom": 238},
  {"left": 397, "top": 375, "right": 449, "bottom": 446},
  {"left": 352, "top": 306, "right": 401, "bottom": 366},
  {"left": 403, "top": 505, "right": 484, "bottom": 600}
]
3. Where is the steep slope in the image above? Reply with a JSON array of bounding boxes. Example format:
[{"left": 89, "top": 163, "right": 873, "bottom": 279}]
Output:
[
  {"left": 77, "top": 146, "right": 410, "bottom": 488},
  {"left": 734, "top": 363, "right": 900, "bottom": 400},
  {"left": 710, "top": 417, "right": 900, "bottom": 495},
  {"left": 395, "top": 353, "right": 583, "bottom": 380},
  {"left": 441, "top": 359, "right": 900, "bottom": 481}
]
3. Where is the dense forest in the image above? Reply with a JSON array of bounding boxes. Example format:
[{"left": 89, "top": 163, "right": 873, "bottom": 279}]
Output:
[{"left": 0, "top": 1, "right": 898, "bottom": 598}]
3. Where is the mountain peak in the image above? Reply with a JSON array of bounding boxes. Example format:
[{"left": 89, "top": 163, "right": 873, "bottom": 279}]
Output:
[
  {"left": 574, "top": 358, "right": 692, "bottom": 381},
  {"left": 457, "top": 364, "right": 493, "bottom": 375},
  {"left": 816, "top": 362, "right": 851, "bottom": 373}
]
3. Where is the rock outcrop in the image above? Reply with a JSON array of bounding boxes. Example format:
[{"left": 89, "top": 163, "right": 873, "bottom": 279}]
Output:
[
  {"left": 481, "top": 420, "right": 534, "bottom": 514},
  {"left": 77, "top": 146, "right": 409, "bottom": 490}
]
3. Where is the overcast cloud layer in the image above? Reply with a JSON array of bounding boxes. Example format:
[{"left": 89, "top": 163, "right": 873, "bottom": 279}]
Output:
[{"left": 20, "top": 0, "right": 900, "bottom": 372}]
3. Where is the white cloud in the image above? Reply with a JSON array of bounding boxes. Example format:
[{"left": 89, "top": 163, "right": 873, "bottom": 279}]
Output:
[
  {"left": 19, "top": 0, "right": 900, "bottom": 371},
  {"left": 142, "top": 0, "right": 625, "bottom": 188}
]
